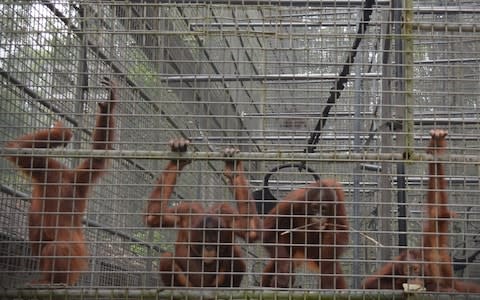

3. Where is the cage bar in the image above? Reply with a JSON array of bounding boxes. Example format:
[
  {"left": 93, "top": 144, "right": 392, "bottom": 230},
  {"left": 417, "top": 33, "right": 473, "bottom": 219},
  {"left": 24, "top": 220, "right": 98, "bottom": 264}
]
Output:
[{"left": 1, "top": 0, "right": 479, "bottom": 299}]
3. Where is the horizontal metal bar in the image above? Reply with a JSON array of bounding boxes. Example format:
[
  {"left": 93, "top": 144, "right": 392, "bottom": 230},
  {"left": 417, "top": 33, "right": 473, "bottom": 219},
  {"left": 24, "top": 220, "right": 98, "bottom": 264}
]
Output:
[
  {"left": 240, "top": 115, "right": 480, "bottom": 127},
  {"left": 0, "top": 289, "right": 405, "bottom": 300},
  {"left": 161, "top": 69, "right": 477, "bottom": 82},
  {"left": 244, "top": 111, "right": 480, "bottom": 118},
  {"left": 251, "top": 176, "right": 480, "bottom": 186},
  {"left": 175, "top": 7, "right": 479, "bottom": 29},
  {"left": 189, "top": 22, "right": 376, "bottom": 28},
  {"left": 189, "top": 133, "right": 480, "bottom": 141},
  {"left": 190, "top": 6, "right": 480, "bottom": 28},
  {"left": 0, "top": 184, "right": 29, "bottom": 202},
  {"left": 161, "top": 73, "right": 380, "bottom": 83},
  {"left": 151, "top": 0, "right": 391, "bottom": 7},
  {"left": 3, "top": 148, "right": 480, "bottom": 163},
  {"left": 412, "top": 23, "right": 480, "bottom": 33},
  {"left": 415, "top": 6, "right": 480, "bottom": 14},
  {"left": 414, "top": 58, "right": 480, "bottom": 64}
]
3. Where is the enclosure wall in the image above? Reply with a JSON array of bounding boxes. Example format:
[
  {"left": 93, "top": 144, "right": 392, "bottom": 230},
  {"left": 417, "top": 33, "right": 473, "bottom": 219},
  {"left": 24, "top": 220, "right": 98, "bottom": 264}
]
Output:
[{"left": 1, "top": 1, "right": 479, "bottom": 299}]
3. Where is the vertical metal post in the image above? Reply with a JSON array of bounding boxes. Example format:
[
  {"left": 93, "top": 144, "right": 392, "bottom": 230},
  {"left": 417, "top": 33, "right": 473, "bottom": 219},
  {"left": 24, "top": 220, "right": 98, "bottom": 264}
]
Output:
[
  {"left": 351, "top": 54, "right": 364, "bottom": 289},
  {"left": 404, "top": 0, "right": 414, "bottom": 149},
  {"left": 378, "top": 8, "right": 394, "bottom": 262},
  {"left": 393, "top": 0, "right": 414, "bottom": 250},
  {"left": 392, "top": 0, "right": 408, "bottom": 249},
  {"left": 74, "top": 4, "right": 88, "bottom": 166},
  {"left": 74, "top": 4, "right": 93, "bottom": 284}
]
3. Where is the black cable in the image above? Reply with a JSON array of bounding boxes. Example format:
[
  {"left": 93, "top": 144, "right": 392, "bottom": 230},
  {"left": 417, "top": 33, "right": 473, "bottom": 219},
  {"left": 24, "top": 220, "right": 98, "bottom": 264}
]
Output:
[
  {"left": 254, "top": 0, "right": 377, "bottom": 209},
  {"left": 306, "top": 0, "right": 376, "bottom": 153}
]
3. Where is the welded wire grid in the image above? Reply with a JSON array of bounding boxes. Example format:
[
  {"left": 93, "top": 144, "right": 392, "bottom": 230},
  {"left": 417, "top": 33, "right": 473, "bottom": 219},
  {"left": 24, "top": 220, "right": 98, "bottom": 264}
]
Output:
[{"left": 0, "top": 0, "right": 479, "bottom": 299}]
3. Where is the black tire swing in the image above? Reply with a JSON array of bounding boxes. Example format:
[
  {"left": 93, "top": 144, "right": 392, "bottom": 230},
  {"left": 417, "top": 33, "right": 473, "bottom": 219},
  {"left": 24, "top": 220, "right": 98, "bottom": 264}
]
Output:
[
  {"left": 253, "top": 163, "right": 320, "bottom": 214},
  {"left": 253, "top": 0, "right": 377, "bottom": 214}
]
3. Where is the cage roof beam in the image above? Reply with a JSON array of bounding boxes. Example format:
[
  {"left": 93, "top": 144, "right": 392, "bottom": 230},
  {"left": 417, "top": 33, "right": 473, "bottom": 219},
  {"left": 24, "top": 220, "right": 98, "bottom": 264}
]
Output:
[
  {"left": 189, "top": 22, "right": 380, "bottom": 28},
  {"left": 161, "top": 72, "right": 380, "bottom": 83},
  {"left": 151, "top": 0, "right": 391, "bottom": 6}
]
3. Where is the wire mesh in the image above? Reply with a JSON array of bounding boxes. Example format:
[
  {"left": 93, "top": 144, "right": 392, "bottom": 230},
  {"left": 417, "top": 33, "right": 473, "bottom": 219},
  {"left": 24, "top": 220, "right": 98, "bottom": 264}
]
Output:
[{"left": 0, "top": 0, "right": 479, "bottom": 299}]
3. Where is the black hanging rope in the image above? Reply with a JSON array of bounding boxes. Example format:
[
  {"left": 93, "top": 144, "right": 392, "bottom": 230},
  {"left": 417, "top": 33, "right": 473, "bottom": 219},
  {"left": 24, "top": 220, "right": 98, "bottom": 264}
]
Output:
[
  {"left": 254, "top": 0, "right": 377, "bottom": 212},
  {"left": 306, "top": 0, "right": 376, "bottom": 153}
]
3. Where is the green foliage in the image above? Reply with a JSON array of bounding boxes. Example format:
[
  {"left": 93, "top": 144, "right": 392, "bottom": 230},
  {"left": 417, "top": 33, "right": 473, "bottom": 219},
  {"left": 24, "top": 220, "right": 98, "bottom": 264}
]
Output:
[
  {"left": 130, "top": 230, "right": 173, "bottom": 257},
  {"left": 129, "top": 58, "right": 157, "bottom": 86}
]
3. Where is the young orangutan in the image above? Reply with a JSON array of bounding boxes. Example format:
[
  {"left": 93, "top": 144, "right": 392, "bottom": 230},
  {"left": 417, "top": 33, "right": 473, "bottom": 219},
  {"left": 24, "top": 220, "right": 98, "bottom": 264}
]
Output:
[
  {"left": 362, "top": 248, "right": 425, "bottom": 291},
  {"left": 261, "top": 179, "right": 349, "bottom": 289},
  {"left": 5, "top": 77, "right": 117, "bottom": 285},
  {"left": 362, "top": 129, "right": 480, "bottom": 293},
  {"left": 422, "top": 129, "right": 457, "bottom": 291},
  {"left": 145, "top": 139, "right": 260, "bottom": 287}
]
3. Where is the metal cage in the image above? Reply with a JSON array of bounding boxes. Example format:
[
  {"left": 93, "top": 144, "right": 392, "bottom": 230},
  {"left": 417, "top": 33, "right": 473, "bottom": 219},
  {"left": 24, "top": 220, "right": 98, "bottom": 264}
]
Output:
[{"left": 1, "top": 0, "right": 479, "bottom": 299}]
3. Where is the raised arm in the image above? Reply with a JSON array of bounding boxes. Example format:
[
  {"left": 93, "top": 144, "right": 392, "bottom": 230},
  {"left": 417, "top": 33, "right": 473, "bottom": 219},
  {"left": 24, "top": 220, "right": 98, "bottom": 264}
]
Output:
[
  {"left": 223, "top": 147, "right": 260, "bottom": 241},
  {"left": 145, "top": 138, "right": 193, "bottom": 228},
  {"left": 425, "top": 129, "right": 454, "bottom": 219},
  {"left": 75, "top": 77, "right": 117, "bottom": 184},
  {"left": 5, "top": 121, "right": 72, "bottom": 183}
]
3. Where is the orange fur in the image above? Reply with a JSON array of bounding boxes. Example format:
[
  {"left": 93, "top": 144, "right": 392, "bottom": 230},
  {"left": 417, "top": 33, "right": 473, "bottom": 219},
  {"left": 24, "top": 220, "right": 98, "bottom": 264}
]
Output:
[
  {"left": 5, "top": 77, "right": 117, "bottom": 285},
  {"left": 363, "top": 130, "right": 480, "bottom": 293},
  {"left": 362, "top": 249, "right": 424, "bottom": 290},
  {"left": 145, "top": 140, "right": 259, "bottom": 287},
  {"left": 261, "top": 179, "right": 349, "bottom": 288},
  {"left": 422, "top": 129, "right": 455, "bottom": 291}
]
